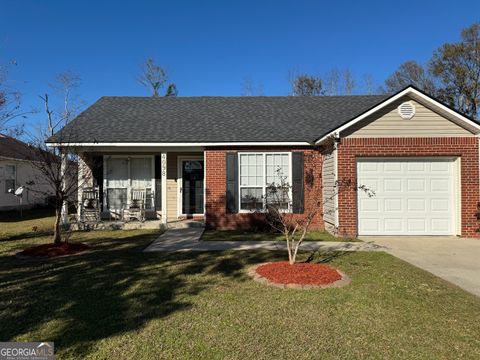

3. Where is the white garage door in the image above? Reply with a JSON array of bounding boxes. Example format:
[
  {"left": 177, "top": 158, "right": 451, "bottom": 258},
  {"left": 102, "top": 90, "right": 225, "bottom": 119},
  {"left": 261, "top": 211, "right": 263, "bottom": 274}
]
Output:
[{"left": 357, "top": 158, "right": 457, "bottom": 235}]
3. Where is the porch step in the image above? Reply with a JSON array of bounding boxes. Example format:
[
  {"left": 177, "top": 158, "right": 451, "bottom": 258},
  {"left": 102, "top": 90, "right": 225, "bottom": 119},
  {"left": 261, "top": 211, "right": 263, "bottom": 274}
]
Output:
[{"left": 167, "top": 219, "right": 205, "bottom": 229}]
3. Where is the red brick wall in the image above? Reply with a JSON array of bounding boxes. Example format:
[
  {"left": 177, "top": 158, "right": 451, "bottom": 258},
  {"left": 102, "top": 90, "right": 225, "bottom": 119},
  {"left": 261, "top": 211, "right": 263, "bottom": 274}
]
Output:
[
  {"left": 205, "top": 147, "right": 324, "bottom": 230},
  {"left": 337, "top": 137, "right": 480, "bottom": 237}
]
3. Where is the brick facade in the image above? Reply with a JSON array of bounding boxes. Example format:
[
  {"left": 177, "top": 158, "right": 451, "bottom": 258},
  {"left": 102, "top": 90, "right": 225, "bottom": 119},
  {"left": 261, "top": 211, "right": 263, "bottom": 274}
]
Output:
[
  {"left": 205, "top": 147, "right": 324, "bottom": 230},
  {"left": 337, "top": 137, "right": 480, "bottom": 237}
]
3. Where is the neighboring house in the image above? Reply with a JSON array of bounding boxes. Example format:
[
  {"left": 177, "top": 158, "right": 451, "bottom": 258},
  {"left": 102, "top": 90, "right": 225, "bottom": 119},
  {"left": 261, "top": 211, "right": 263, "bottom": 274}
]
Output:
[
  {"left": 47, "top": 86, "right": 480, "bottom": 237},
  {"left": 0, "top": 134, "right": 53, "bottom": 210}
]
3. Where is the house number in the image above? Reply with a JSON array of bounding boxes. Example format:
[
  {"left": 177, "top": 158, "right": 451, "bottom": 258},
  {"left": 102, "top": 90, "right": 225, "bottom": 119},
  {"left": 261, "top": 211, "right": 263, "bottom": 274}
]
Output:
[{"left": 161, "top": 153, "right": 167, "bottom": 177}]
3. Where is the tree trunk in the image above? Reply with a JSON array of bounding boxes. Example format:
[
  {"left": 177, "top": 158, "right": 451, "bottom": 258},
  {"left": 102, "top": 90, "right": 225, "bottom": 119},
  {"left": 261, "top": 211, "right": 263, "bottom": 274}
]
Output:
[{"left": 53, "top": 206, "right": 62, "bottom": 245}]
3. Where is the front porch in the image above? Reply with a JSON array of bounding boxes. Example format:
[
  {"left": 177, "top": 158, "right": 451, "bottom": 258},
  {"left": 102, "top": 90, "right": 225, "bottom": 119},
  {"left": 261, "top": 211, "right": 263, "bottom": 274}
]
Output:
[{"left": 76, "top": 149, "right": 206, "bottom": 226}]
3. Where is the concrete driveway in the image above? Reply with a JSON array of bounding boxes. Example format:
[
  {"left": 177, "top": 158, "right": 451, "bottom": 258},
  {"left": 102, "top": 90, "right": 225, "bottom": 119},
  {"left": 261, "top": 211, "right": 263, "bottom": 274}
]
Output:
[{"left": 361, "top": 236, "right": 480, "bottom": 297}]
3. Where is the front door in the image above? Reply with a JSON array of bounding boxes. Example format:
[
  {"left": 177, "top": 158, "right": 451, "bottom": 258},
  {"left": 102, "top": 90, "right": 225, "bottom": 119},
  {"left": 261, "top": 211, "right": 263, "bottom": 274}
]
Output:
[{"left": 181, "top": 160, "right": 204, "bottom": 215}]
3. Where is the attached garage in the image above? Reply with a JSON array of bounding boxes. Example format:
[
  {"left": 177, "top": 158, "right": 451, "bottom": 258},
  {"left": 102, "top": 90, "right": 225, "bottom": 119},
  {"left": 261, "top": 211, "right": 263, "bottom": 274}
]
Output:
[
  {"left": 317, "top": 86, "right": 480, "bottom": 238},
  {"left": 357, "top": 158, "right": 459, "bottom": 236}
]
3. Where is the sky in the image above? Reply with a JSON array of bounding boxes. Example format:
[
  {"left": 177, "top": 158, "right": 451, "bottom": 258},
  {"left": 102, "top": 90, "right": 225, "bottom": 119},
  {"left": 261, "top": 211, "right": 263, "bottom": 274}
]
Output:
[{"left": 1, "top": 0, "right": 479, "bottom": 130}]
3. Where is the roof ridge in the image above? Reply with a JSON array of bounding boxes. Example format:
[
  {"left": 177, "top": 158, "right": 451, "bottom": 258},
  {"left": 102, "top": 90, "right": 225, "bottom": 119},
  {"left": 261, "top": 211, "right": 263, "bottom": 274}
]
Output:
[{"left": 100, "top": 94, "right": 388, "bottom": 99}]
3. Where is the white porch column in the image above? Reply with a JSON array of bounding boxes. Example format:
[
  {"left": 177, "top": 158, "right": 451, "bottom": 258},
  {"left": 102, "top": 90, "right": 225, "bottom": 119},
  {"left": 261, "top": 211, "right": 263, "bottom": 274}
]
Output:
[
  {"left": 161, "top": 152, "right": 168, "bottom": 224},
  {"left": 60, "top": 149, "right": 68, "bottom": 225}
]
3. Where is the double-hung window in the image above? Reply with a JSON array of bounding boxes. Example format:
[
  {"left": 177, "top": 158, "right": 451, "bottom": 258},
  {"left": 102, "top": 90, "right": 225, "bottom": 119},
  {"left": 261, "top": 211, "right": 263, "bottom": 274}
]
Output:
[
  {"left": 106, "top": 158, "right": 129, "bottom": 211},
  {"left": 239, "top": 153, "right": 291, "bottom": 211},
  {"left": 4, "top": 165, "right": 16, "bottom": 193}
]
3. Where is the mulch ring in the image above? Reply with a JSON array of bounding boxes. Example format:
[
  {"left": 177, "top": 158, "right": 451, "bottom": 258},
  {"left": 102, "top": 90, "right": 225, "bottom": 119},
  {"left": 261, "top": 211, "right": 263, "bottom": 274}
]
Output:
[
  {"left": 16, "top": 242, "right": 91, "bottom": 259},
  {"left": 248, "top": 261, "right": 351, "bottom": 289}
]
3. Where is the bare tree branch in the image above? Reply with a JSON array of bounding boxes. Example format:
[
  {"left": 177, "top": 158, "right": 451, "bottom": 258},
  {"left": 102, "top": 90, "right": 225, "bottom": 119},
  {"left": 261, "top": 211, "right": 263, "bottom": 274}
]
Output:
[{"left": 138, "top": 58, "right": 168, "bottom": 97}]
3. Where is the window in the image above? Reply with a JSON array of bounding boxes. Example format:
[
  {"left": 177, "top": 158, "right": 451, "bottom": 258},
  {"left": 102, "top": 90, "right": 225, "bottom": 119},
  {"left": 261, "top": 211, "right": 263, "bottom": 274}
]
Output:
[
  {"left": 4, "top": 165, "right": 16, "bottom": 193},
  {"left": 239, "top": 153, "right": 291, "bottom": 211},
  {"left": 106, "top": 158, "right": 128, "bottom": 210},
  {"left": 105, "top": 157, "right": 154, "bottom": 210},
  {"left": 130, "top": 158, "right": 153, "bottom": 208}
]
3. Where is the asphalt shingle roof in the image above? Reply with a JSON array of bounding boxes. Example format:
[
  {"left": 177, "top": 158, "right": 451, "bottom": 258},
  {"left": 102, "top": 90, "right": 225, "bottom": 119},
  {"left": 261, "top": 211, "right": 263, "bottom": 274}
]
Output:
[
  {"left": 0, "top": 134, "right": 44, "bottom": 161},
  {"left": 48, "top": 95, "right": 390, "bottom": 144}
]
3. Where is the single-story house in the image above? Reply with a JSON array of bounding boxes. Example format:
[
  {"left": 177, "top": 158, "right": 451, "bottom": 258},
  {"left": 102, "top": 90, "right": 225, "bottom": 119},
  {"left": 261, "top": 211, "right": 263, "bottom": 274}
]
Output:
[
  {"left": 0, "top": 134, "right": 54, "bottom": 210},
  {"left": 47, "top": 86, "right": 480, "bottom": 237}
]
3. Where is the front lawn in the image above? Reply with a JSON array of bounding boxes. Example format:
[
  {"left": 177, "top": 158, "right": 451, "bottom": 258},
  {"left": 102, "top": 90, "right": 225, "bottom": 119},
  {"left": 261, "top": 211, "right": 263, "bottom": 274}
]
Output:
[
  {"left": 201, "top": 229, "right": 359, "bottom": 242},
  {"left": 0, "top": 225, "right": 479, "bottom": 359},
  {"left": 0, "top": 207, "right": 55, "bottom": 241}
]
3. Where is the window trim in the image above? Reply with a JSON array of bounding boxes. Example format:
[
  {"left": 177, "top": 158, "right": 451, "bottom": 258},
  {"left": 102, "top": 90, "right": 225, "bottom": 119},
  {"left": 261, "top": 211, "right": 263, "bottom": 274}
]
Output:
[
  {"left": 4, "top": 164, "right": 16, "bottom": 194},
  {"left": 237, "top": 152, "right": 292, "bottom": 213}
]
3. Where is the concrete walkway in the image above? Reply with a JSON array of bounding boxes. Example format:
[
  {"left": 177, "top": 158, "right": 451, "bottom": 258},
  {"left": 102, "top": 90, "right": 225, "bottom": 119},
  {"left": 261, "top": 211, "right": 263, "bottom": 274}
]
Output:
[
  {"left": 144, "top": 230, "right": 480, "bottom": 297},
  {"left": 144, "top": 227, "right": 384, "bottom": 252},
  {"left": 362, "top": 236, "right": 480, "bottom": 297}
]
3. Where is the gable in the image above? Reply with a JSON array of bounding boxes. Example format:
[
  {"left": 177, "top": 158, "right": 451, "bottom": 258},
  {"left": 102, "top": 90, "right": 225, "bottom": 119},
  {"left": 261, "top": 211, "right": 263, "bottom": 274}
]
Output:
[{"left": 341, "top": 96, "right": 475, "bottom": 138}]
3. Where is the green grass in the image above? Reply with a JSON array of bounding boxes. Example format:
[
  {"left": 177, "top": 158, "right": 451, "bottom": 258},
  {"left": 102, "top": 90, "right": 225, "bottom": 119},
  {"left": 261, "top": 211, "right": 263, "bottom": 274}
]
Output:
[
  {"left": 0, "top": 211, "right": 479, "bottom": 359},
  {"left": 201, "top": 229, "right": 359, "bottom": 242},
  {"left": 0, "top": 207, "right": 56, "bottom": 241}
]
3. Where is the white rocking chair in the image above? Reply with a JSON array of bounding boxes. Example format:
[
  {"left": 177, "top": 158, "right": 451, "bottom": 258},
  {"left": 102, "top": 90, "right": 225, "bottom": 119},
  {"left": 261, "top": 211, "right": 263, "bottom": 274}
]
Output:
[
  {"left": 80, "top": 187, "right": 100, "bottom": 223},
  {"left": 122, "top": 188, "right": 146, "bottom": 222}
]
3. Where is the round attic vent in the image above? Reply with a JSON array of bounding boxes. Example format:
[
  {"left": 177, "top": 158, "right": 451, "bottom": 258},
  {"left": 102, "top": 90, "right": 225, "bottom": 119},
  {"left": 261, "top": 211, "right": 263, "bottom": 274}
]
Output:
[{"left": 398, "top": 101, "right": 416, "bottom": 119}]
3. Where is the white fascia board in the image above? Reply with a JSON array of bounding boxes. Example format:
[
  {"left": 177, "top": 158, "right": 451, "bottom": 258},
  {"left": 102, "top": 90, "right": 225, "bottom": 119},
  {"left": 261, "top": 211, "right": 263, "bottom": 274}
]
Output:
[
  {"left": 46, "top": 141, "right": 312, "bottom": 147},
  {"left": 315, "top": 87, "right": 480, "bottom": 145}
]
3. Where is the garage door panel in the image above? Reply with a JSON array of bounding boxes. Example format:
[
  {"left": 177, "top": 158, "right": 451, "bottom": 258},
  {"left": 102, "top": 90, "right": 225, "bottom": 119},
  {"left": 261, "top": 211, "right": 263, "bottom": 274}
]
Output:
[
  {"left": 407, "top": 162, "right": 426, "bottom": 172},
  {"left": 407, "top": 198, "right": 426, "bottom": 211},
  {"left": 384, "top": 218, "right": 403, "bottom": 232},
  {"left": 384, "top": 162, "right": 402, "bottom": 172},
  {"left": 431, "top": 162, "right": 450, "bottom": 172},
  {"left": 359, "top": 198, "right": 379, "bottom": 211},
  {"left": 431, "top": 198, "right": 449, "bottom": 211},
  {"left": 360, "top": 178, "right": 379, "bottom": 191},
  {"left": 384, "top": 179, "right": 402, "bottom": 192},
  {"left": 384, "top": 198, "right": 402, "bottom": 211},
  {"left": 357, "top": 158, "right": 456, "bottom": 236},
  {"left": 359, "top": 162, "right": 378, "bottom": 172},
  {"left": 431, "top": 179, "right": 450, "bottom": 192},
  {"left": 407, "top": 179, "right": 426, "bottom": 192},
  {"left": 359, "top": 219, "right": 380, "bottom": 232},
  {"left": 431, "top": 218, "right": 450, "bottom": 232},
  {"left": 407, "top": 218, "right": 426, "bottom": 232}
]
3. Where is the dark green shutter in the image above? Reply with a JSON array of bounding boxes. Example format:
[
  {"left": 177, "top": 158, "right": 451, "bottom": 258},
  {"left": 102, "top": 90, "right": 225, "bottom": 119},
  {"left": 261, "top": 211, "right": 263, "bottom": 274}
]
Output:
[
  {"left": 292, "top": 152, "right": 304, "bottom": 213},
  {"left": 226, "top": 152, "right": 238, "bottom": 213}
]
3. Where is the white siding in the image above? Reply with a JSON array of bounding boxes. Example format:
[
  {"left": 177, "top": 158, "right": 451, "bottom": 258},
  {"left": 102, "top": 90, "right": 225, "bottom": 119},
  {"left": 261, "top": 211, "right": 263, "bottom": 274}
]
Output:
[
  {"left": 0, "top": 158, "right": 52, "bottom": 210},
  {"left": 322, "top": 149, "right": 336, "bottom": 228}
]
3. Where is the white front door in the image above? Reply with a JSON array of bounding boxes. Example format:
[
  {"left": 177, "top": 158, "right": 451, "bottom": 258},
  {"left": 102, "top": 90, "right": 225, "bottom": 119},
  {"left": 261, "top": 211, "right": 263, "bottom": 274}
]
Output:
[{"left": 357, "top": 158, "right": 458, "bottom": 236}]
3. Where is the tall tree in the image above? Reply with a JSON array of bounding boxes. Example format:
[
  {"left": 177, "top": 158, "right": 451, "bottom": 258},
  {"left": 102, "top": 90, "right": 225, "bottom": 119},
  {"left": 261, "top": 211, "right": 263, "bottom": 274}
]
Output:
[
  {"left": 289, "top": 72, "right": 323, "bottom": 96},
  {"left": 362, "top": 73, "right": 374, "bottom": 95},
  {"left": 165, "top": 83, "right": 178, "bottom": 97},
  {"left": 24, "top": 71, "right": 85, "bottom": 244},
  {"left": 324, "top": 68, "right": 340, "bottom": 96},
  {"left": 52, "top": 70, "right": 82, "bottom": 126},
  {"left": 41, "top": 70, "right": 83, "bottom": 137},
  {"left": 430, "top": 23, "right": 480, "bottom": 119},
  {"left": 342, "top": 68, "right": 355, "bottom": 95},
  {"left": 0, "top": 59, "right": 27, "bottom": 134},
  {"left": 138, "top": 58, "right": 168, "bottom": 97},
  {"left": 384, "top": 60, "right": 437, "bottom": 95},
  {"left": 241, "top": 76, "right": 264, "bottom": 96}
]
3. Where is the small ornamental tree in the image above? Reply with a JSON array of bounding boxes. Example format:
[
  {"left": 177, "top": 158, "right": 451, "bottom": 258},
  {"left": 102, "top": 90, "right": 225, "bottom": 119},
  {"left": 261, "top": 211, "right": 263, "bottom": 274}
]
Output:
[
  {"left": 263, "top": 150, "right": 374, "bottom": 265},
  {"left": 21, "top": 72, "right": 92, "bottom": 245}
]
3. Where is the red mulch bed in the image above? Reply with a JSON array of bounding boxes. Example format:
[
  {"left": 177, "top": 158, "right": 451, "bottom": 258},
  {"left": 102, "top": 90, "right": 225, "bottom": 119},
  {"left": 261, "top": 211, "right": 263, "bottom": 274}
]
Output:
[
  {"left": 255, "top": 261, "right": 342, "bottom": 285},
  {"left": 19, "top": 242, "right": 90, "bottom": 258}
]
